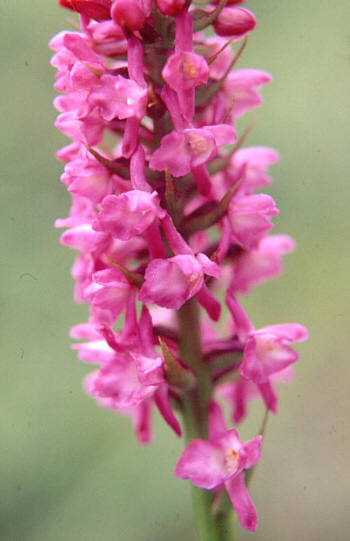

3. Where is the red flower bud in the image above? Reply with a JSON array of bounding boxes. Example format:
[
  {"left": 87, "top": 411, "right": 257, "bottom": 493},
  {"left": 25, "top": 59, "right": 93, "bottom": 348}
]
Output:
[
  {"left": 111, "top": 0, "right": 146, "bottom": 31},
  {"left": 213, "top": 7, "right": 257, "bottom": 38},
  {"left": 155, "top": 0, "right": 185, "bottom": 17},
  {"left": 58, "top": 0, "right": 112, "bottom": 21}
]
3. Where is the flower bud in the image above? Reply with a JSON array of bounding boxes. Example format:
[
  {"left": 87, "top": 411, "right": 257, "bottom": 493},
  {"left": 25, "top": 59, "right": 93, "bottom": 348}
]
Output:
[
  {"left": 58, "top": 0, "right": 112, "bottom": 21},
  {"left": 213, "top": 7, "right": 257, "bottom": 38},
  {"left": 155, "top": 0, "right": 185, "bottom": 17},
  {"left": 111, "top": 0, "right": 146, "bottom": 32}
]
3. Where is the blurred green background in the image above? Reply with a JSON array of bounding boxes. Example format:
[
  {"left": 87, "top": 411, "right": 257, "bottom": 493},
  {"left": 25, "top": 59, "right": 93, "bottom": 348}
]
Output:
[{"left": 1, "top": 1, "right": 349, "bottom": 540}]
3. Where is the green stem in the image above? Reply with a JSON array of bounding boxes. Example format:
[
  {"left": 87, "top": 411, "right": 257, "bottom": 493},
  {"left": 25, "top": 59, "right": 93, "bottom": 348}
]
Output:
[{"left": 177, "top": 298, "right": 236, "bottom": 541}]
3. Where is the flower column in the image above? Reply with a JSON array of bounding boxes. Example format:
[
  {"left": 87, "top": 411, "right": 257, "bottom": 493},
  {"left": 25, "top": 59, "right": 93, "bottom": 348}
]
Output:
[{"left": 51, "top": 1, "right": 308, "bottom": 540}]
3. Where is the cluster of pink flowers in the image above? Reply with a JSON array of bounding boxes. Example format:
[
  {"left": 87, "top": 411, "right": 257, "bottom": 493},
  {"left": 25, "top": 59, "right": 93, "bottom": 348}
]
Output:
[{"left": 51, "top": 0, "right": 308, "bottom": 534}]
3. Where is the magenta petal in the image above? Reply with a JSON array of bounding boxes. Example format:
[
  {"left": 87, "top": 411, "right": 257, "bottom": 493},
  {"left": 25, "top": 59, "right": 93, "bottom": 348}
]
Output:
[
  {"left": 161, "top": 214, "right": 193, "bottom": 255},
  {"left": 184, "top": 129, "right": 215, "bottom": 167},
  {"left": 161, "top": 86, "right": 188, "bottom": 131},
  {"left": 88, "top": 74, "right": 147, "bottom": 121},
  {"left": 162, "top": 52, "right": 209, "bottom": 92},
  {"left": 154, "top": 385, "right": 182, "bottom": 437},
  {"left": 122, "top": 117, "right": 140, "bottom": 158},
  {"left": 255, "top": 323, "right": 309, "bottom": 343},
  {"left": 196, "top": 284, "right": 221, "bottom": 321},
  {"left": 149, "top": 131, "right": 191, "bottom": 176},
  {"left": 145, "top": 220, "right": 167, "bottom": 259},
  {"left": 208, "top": 400, "right": 227, "bottom": 439},
  {"left": 91, "top": 283, "right": 130, "bottom": 324},
  {"left": 196, "top": 253, "right": 220, "bottom": 278},
  {"left": 60, "top": 224, "right": 108, "bottom": 251},
  {"left": 178, "top": 87, "right": 195, "bottom": 122},
  {"left": 130, "top": 144, "right": 152, "bottom": 192},
  {"left": 127, "top": 36, "right": 146, "bottom": 87},
  {"left": 225, "top": 473, "right": 258, "bottom": 532},
  {"left": 191, "top": 164, "right": 212, "bottom": 196},
  {"left": 162, "top": 51, "right": 209, "bottom": 121},
  {"left": 206, "top": 124, "right": 237, "bottom": 147},
  {"left": 93, "top": 191, "right": 165, "bottom": 240},
  {"left": 258, "top": 380, "right": 278, "bottom": 412},
  {"left": 175, "top": 439, "right": 227, "bottom": 489},
  {"left": 133, "top": 354, "right": 164, "bottom": 386},
  {"left": 242, "top": 435, "right": 262, "bottom": 469},
  {"left": 228, "top": 68, "right": 272, "bottom": 89},
  {"left": 133, "top": 400, "right": 153, "bottom": 444},
  {"left": 225, "top": 291, "right": 253, "bottom": 340},
  {"left": 139, "top": 258, "right": 198, "bottom": 309},
  {"left": 175, "top": 8, "right": 193, "bottom": 52}
]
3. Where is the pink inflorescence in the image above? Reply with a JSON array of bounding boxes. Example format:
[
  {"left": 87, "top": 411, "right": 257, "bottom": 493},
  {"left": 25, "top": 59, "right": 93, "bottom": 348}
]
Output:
[{"left": 51, "top": 0, "right": 308, "bottom": 532}]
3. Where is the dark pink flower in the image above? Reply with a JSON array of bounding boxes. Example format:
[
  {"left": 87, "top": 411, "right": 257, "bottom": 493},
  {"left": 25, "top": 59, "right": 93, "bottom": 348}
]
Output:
[{"left": 175, "top": 401, "right": 262, "bottom": 531}]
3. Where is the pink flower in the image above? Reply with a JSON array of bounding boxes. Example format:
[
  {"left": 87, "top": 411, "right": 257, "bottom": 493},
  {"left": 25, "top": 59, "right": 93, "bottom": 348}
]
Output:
[
  {"left": 62, "top": 151, "right": 115, "bottom": 204},
  {"left": 162, "top": 51, "right": 209, "bottom": 121},
  {"left": 175, "top": 402, "right": 262, "bottom": 531},
  {"left": 88, "top": 74, "right": 148, "bottom": 121},
  {"left": 92, "top": 190, "right": 166, "bottom": 240},
  {"left": 85, "top": 268, "right": 134, "bottom": 325},
  {"left": 226, "top": 146, "right": 280, "bottom": 192},
  {"left": 223, "top": 69, "right": 272, "bottom": 119},
  {"left": 59, "top": 223, "right": 109, "bottom": 251},
  {"left": 81, "top": 308, "right": 182, "bottom": 441},
  {"left": 139, "top": 253, "right": 220, "bottom": 310},
  {"left": 149, "top": 125, "right": 236, "bottom": 177},
  {"left": 228, "top": 193, "right": 279, "bottom": 249},
  {"left": 218, "top": 367, "right": 295, "bottom": 423},
  {"left": 231, "top": 234, "right": 295, "bottom": 294},
  {"left": 239, "top": 324, "right": 309, "bottom": 411}
]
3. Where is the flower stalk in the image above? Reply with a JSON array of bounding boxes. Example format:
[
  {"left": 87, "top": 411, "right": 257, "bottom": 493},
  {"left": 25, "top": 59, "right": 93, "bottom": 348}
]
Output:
[{"left": 51, "top": 0, "right": 308, "bottom": 538}]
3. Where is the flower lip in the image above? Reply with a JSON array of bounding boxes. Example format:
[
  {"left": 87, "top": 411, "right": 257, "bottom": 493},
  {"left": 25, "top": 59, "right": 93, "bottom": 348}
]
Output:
[{"left": 224, "top": 448, "right": 239, "bottom": 474}]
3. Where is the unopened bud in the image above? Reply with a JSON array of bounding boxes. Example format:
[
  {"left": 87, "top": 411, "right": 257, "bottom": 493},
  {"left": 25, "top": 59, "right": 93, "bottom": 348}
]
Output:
[
  {"left": 58, "top": 0, "right": 112, "bottom": 21},
  {"left": 111, "top": 0, "right": 146, "bottom": 31},
  {"left": 213, "top": 7, "right": 256, "bottom": 38},
  {"left": 155, "top": 0, "right": 185, "bottom": 17}
]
